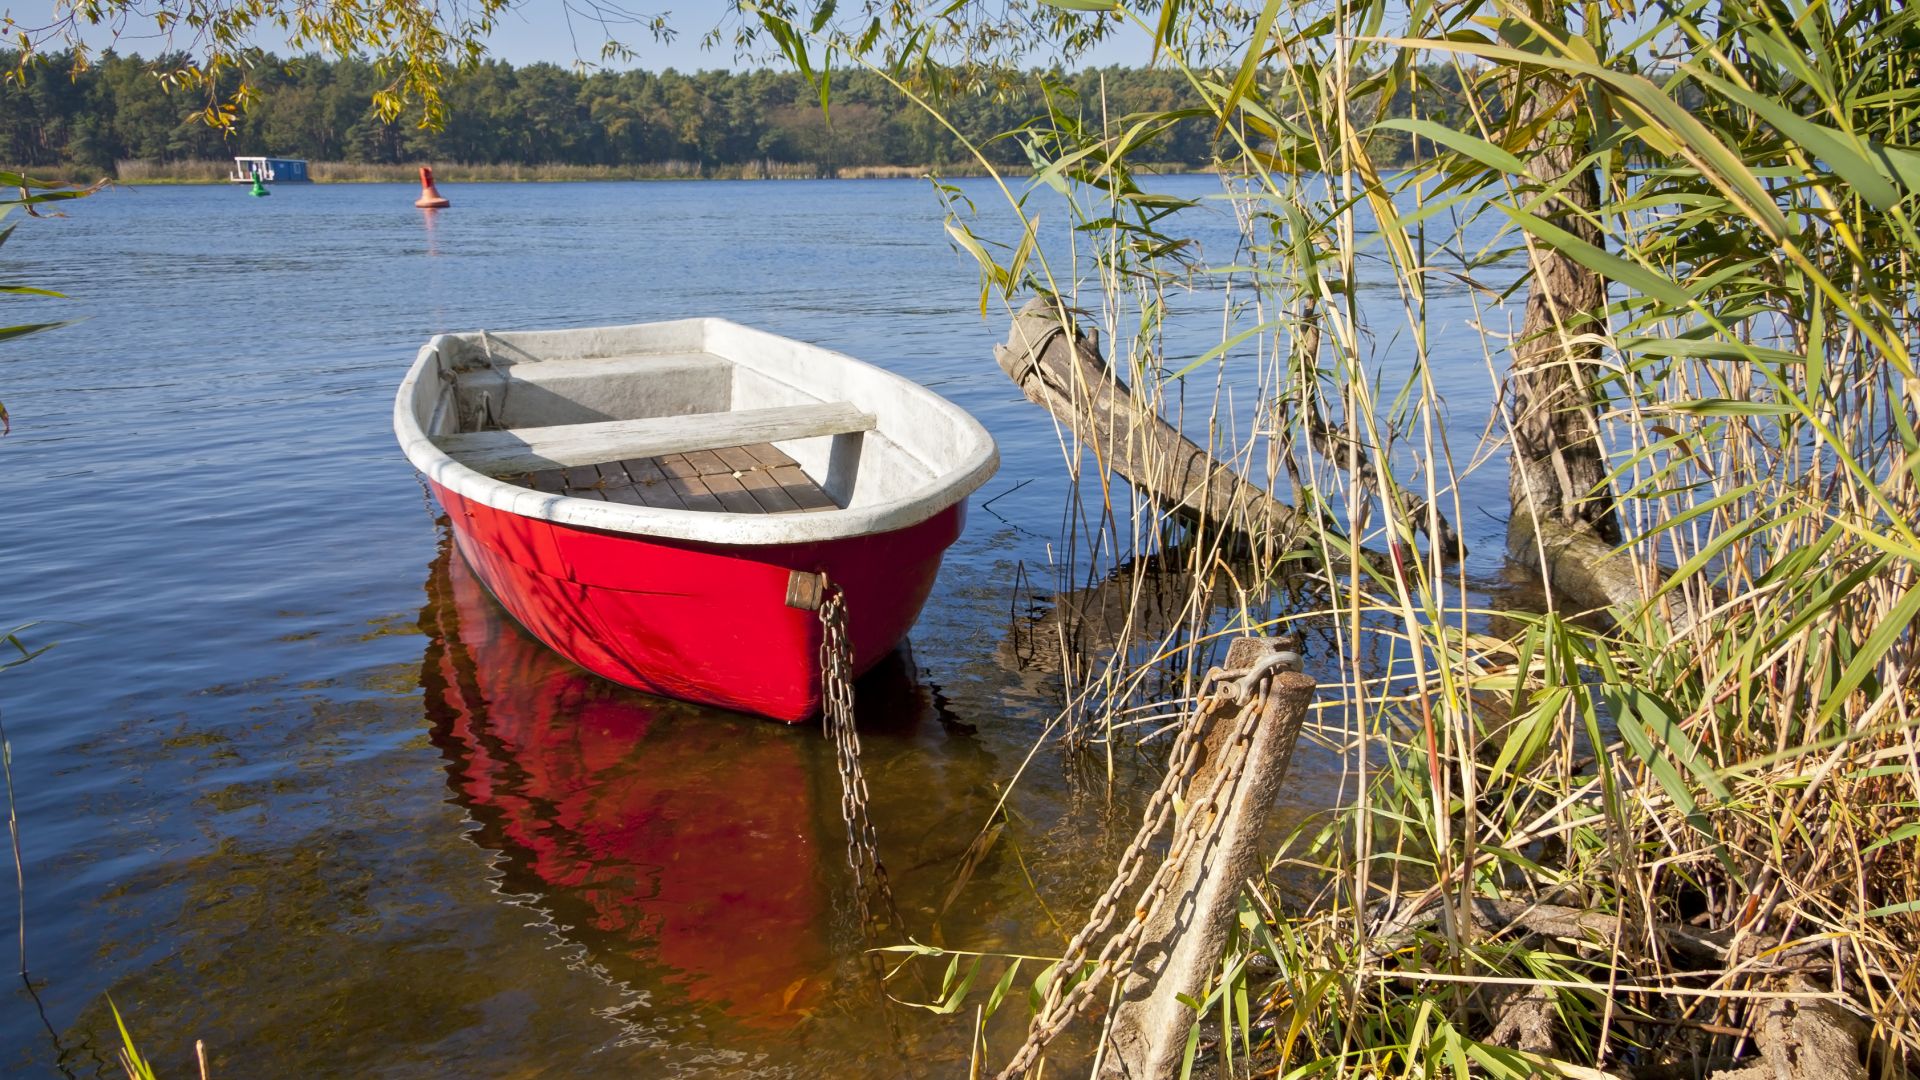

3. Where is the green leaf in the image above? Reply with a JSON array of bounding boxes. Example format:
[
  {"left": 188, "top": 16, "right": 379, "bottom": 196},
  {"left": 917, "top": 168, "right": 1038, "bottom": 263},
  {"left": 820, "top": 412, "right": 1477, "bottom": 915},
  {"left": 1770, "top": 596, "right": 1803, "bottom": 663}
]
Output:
[
  {"left": 1619, "top": 336, "right": 1804, "bottom": 367},
  {"left": 982, "top": 959, "right": 1023, "bottom": 1018},
  {"left": 1493, "top": 203, "right": 1694, "bottom": 310},
  {"left": 1384, "top": 35, "right": 1790, "bottom": 238},
  {"left": 1028, "top": 960, "right": 1061, "bottom": 1014},
  {"left": 1168, "top": 319, "right": 1280, "bottom": 379},
  {"left": 1878, "top": 145, "right": 1920, "bottom": 193},
  {"left": 1486, "top": 686, "right": 1565, "bottom": 783},
  {"left": 1374, "top": 117, "right": 1525, "bottom": 174},
  {"left": 933, "top": 957, "right": 982, "bottom": 1014},
  {"left": 1666, "top": 397, "right": 1794, "bottom": 417},
  {"left": 1863, "top": 821, "right": 1920, "bottom": 856},
  {"left": 1036, "top": 0, "right": 1117, "bottom": 10},
  {"left": 1612, "top": 686, "right": 1731, "bottom": 804},
  {"left": 1654, "top": 500, "right": 1807, "bottom": 600},
  {"left": 1604, "top": 684, "right": 1739, "bottom": 881},
  {"left": 1151, "top": 0, "right": 1183, "bottom": 64},
  {"left": 109, "top": 998, "right": 158, "bottom": 1080},
  {"left": 0, "top": 321, "right": 76, "bottom": 342},
  {"left": 1815, "top": 582, "right": 1920, "bottom": 732},
  {"left": 808, "top": 0, "right": 836, "bottom": 34},
  {"left": 1216, "top": 0, "right": 1286, "bottom": 135},
  {"left": 1178, "top": 1010, "right": 1202, "bottom": 1079},
  {"left": 1691, "top": 70, "right": 1903, "bottom": 211}
]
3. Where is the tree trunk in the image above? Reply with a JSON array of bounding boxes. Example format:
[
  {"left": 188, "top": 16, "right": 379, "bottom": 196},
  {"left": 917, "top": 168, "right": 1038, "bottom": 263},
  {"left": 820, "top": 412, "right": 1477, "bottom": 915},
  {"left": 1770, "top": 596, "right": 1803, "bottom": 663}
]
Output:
[{"left": 1504, "top": 70, "right": 1624, "bottom": 561}]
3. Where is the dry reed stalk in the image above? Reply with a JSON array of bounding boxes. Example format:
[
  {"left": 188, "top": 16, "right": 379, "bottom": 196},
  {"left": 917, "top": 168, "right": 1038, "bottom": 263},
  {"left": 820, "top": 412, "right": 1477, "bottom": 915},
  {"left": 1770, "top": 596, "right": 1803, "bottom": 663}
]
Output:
[
  {"left": 938, "top": 31, "right": 1913, "bottom": 1080},
  {"left": 753, "top": 9, "right": 1920, "bottom": 1072}
]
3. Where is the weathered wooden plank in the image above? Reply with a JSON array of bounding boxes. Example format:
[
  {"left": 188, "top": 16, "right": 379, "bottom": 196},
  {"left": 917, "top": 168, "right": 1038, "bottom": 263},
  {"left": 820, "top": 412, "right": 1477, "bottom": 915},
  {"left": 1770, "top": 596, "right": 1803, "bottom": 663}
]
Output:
[
  {"left": 591, "top": 462, "right": 650, "bottom": 507},
  {"left": 434, "top": 402, "right": 875, "bottom": 476},
  {"left": 682, "top": 449, "right": 732, "bottom": 479},
  {"left": 699, "top": 471, "right": 767, "bottom": 515},
  {"left": 661, "top": 464, "right": 727, "bottom": 513},
  {"left": 503, "top": 441, "right": 837, "bottom": 517},
  {"left": 597, "top": 484, "right": 652, "bottom": 507},
  {"left": 615, "top": 457, "right": 687, "bottom": 510},
  {"left": 745, "top": 442, "right": 798, "bottom": 468},
  {"left": 563, "top": 464, "right": 605, "bottom": 496},
  {"left": 655, "top": 453, "right": 701, "bottom": 480},
  {"left": 713, "top": 445, "right": 762, "bottom": 473},
  {"left": 736, "top": 468, "right": 804, "bottom": 513},
  {"left": 772, "top": 465, "right": 839, "bottom": 512}
]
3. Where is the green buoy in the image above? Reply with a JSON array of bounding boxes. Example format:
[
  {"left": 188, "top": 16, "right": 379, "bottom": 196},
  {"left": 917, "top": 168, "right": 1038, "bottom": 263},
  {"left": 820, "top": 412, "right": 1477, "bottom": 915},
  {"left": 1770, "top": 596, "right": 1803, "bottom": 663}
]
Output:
[{"left": 249, "top": 170, "right": 270, "bottom": 197}]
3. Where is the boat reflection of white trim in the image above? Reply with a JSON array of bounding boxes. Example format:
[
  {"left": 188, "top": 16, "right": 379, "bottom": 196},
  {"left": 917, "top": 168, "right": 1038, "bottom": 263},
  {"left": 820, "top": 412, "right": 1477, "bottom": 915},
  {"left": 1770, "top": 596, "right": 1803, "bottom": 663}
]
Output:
[{"left": 229, "top": 156, "right": 311, "bottom": 183}]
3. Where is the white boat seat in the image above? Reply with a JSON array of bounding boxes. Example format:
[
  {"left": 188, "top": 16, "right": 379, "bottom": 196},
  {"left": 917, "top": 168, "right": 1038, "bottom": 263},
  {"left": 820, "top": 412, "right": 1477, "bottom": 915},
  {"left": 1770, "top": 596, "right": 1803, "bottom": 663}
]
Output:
[{"left": 434, "top": 401, "right": 876, "bottom": 477}]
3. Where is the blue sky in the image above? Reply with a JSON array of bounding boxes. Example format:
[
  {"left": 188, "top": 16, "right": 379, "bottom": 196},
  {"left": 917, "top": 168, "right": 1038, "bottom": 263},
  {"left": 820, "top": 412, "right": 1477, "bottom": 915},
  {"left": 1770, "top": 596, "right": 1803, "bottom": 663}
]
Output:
[{"left": 3, "top": 0, "right": 1155, "bottom": 71}]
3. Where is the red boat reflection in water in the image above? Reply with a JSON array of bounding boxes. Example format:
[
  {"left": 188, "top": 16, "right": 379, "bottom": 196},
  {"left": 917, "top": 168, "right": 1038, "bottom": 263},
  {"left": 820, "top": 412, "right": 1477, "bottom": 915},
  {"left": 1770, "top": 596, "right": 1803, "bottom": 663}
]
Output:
[{"left": 418, "top": 539, "right": 836, "bottom": 1027}]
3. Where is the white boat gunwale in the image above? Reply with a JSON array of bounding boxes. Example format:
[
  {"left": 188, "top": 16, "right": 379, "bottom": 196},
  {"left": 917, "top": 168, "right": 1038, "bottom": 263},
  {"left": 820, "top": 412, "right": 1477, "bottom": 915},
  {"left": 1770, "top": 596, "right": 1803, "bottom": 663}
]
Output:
[{"left": 395, "top": 318, "right": 1000, "bottom": 546}]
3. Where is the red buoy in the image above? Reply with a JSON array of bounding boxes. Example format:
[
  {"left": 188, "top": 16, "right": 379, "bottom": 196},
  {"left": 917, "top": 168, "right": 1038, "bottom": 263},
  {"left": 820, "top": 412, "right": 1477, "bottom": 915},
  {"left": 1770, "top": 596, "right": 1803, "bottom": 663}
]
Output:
[{"left": 415, "top": 166, "right": 450, "bottom": 208}]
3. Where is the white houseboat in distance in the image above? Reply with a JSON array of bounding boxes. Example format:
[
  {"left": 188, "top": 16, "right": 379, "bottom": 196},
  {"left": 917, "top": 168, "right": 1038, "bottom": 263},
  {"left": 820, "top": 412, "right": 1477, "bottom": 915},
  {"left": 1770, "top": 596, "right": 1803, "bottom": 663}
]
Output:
[{"left": 229, "top": 156, "right": 311, "bottom": 183}]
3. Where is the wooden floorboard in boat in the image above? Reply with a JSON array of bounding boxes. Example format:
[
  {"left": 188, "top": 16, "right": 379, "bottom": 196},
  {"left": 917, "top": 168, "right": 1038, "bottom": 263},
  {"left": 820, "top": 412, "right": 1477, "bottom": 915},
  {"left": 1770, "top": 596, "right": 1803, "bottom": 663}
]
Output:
[{"left": 505, "top": 441, "right": 838, "bottom": 516}]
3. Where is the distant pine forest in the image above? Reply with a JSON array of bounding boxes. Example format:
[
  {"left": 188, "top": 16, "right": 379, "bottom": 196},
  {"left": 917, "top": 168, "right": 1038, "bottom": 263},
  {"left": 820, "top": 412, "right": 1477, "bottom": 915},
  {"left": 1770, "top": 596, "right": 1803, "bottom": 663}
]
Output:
[{"left": 2, "top": 51, "right": 1471, "bottom": 179}]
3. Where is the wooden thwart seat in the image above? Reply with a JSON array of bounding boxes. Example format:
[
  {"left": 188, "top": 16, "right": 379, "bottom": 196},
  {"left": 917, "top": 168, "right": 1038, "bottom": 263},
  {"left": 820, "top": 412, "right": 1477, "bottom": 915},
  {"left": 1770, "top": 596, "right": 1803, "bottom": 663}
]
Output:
[{"left": 434, "top": 401, "right": 875, "bottom": 477}]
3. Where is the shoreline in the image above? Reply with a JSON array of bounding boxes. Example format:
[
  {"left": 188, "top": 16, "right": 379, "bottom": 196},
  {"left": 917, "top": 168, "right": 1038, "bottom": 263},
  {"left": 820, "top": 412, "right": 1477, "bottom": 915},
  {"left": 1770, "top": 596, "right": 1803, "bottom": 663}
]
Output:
[{"left": 8, "top": 159, "right": 1210, "bottom": 186}]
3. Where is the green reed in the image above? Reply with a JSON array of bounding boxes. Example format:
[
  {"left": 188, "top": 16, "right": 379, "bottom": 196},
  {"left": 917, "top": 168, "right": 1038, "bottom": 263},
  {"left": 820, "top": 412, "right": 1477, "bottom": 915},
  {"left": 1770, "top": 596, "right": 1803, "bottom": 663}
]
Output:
[{"left": 750, "top": 0, "right": 1920, "bottom": 1073}]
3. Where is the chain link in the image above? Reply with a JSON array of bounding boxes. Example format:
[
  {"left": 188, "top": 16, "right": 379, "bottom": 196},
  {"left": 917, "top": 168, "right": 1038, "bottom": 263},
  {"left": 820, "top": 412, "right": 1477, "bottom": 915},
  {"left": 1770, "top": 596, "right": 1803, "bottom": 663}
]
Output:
[
  {"left": 995, "top": 677, "right": 1271, "bottom": 1079},
  {"left": 816, "top": 583, "right": 901, "bottom": 948}
]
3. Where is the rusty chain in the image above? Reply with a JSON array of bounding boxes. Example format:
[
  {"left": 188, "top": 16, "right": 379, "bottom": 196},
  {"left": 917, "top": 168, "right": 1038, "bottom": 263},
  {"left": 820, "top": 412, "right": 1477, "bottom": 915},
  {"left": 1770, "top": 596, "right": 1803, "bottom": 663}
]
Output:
[
  {"left": 995, "top": 669, "right": 1279, "bottom": 1079},
  {"left": 800, "top": 564, "right": 1297, "bottom": 1072},
  {"left": 815, "top": 581, "right": 903, "bottom": 949}
]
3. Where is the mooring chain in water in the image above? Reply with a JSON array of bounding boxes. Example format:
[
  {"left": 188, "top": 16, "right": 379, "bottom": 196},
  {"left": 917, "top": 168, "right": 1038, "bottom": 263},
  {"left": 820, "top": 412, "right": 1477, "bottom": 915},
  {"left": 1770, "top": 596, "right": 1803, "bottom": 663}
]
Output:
[
  {"left": 999, "top": 695, "right": 1261, "bottom": 1077},
  {"left": 996, "top": 680, "right": 1273, "bottom": 1079},
  {"left": 812, "top": 579, "right": 905, "bottom": 952}
]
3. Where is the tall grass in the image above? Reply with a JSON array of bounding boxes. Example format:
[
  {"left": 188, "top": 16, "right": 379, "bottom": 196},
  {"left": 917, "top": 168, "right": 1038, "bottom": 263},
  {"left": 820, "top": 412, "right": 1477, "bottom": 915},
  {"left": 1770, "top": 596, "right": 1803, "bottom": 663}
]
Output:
[{"left": 786, "top": 0, "right": 1920, "bottom": 1073}]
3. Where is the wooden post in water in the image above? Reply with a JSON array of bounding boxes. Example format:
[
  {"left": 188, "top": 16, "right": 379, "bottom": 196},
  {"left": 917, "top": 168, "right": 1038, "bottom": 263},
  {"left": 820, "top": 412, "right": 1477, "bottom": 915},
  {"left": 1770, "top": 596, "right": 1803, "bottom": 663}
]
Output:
[{"left": 1102, "top": 637, "right": 1316, "bottom": 1078}]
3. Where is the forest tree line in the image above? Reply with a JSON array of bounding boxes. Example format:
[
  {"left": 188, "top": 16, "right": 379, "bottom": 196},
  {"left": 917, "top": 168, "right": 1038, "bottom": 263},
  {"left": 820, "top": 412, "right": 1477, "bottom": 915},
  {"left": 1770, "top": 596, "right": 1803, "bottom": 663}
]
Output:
[{"left": 1, "top": 51, "right": 1474, "bottom": 176}]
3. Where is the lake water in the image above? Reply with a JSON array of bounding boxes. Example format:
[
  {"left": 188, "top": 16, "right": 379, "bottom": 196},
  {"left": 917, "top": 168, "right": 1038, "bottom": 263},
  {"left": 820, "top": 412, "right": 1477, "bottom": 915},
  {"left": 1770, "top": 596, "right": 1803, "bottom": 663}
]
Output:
[{"left": 0, "top": 178, "right": 1508, "bottom": 1076}]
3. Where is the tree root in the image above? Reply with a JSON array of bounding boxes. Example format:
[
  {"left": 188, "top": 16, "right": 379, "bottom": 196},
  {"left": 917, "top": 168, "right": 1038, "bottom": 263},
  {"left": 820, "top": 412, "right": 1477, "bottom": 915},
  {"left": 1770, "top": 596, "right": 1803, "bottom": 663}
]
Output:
[
  {"left": 1508, "top": 513, "right": 1646, "bottom": 614},
  {"left": 1706, "top": 978, "right": 1866, "bottom": 1080}
]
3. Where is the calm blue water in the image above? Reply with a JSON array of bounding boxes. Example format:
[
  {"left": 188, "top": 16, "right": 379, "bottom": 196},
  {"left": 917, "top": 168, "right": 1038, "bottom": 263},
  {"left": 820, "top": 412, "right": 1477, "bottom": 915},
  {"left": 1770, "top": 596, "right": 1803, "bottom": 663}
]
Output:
[{"left": 0, "top": 178, "right": 1507, "bottom": 1076}]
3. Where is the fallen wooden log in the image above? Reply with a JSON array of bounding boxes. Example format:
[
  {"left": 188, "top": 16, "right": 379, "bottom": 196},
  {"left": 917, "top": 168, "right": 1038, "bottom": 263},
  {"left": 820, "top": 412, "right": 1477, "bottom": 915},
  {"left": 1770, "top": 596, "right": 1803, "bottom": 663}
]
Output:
[{"left": 994, "top": 297, "right": 1313, "bottom": 549}]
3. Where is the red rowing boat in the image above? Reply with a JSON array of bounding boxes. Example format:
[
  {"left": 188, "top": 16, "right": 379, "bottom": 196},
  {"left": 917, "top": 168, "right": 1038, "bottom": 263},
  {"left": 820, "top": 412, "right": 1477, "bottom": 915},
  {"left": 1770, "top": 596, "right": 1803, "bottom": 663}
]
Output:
[{"left": 396, "top": 319, "right": 999, "bottom": 721}]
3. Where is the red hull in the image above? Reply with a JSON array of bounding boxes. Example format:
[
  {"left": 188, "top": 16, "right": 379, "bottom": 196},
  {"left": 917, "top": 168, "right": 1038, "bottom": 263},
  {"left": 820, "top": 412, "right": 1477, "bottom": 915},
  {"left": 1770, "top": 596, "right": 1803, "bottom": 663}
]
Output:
[{"left": 432, "top": 480, "right": 963, "bottom": 722}]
